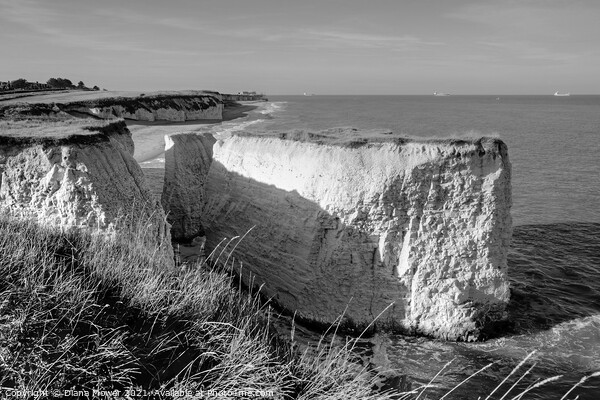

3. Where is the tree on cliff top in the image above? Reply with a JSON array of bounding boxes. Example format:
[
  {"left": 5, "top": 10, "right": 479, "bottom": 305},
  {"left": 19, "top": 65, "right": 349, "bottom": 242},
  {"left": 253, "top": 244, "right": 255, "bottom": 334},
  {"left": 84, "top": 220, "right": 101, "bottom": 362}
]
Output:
[
  {"left": 10, "top": 78, "right": 28, "bottom": 89},
  {"left": 46, "top": 77, "right": 74, "bottom": 89}
]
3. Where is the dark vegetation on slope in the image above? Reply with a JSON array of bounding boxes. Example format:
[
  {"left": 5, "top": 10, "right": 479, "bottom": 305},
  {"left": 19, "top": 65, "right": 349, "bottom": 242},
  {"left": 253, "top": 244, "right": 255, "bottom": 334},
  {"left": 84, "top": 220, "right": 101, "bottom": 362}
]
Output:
[{"left": 0, "top": 119, "right": 130, "bottom": 147}]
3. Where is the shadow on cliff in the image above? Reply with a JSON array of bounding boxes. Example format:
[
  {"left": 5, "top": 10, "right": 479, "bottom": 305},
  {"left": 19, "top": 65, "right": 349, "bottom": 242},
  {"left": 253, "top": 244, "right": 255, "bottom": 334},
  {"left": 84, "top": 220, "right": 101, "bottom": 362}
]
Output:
[
  {"left": 201, "top": 163, "right": 407, "bottom": 335},
  {"left": 200, "top": 160, "right": 512, "bottom": 341},
  {"left": 201, "top": 162, "right": 600, "bottom": 339},
  {"left": 506, "top": 222, "right": 600, "bottom": 334},
  {"left": 140, "top": 167, "right": 165, "bottom": 201}
]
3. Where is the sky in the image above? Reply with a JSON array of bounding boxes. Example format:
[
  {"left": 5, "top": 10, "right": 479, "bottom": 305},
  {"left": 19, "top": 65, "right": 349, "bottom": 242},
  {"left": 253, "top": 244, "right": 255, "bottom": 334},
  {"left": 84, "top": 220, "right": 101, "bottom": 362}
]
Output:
[{"left": 1, "top": 0, "right": 599, "bottom": 95}]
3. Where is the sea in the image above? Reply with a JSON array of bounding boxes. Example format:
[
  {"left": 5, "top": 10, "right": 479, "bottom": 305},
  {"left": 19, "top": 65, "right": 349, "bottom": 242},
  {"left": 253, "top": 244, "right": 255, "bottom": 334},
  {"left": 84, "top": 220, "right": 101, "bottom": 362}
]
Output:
[{"left": 150, "top": 95, "right": 600, "bottom": 398}]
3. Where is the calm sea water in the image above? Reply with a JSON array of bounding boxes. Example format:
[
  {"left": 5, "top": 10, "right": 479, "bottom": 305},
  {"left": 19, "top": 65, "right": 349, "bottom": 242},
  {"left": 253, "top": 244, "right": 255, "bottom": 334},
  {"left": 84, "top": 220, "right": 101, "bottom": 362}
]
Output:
[{"left": 203, "top": 95, "right": 600, "bottom": 398}]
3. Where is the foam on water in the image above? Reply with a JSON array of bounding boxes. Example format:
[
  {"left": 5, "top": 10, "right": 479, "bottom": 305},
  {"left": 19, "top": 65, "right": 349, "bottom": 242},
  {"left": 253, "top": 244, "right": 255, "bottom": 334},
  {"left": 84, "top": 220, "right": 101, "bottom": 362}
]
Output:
[
  {"left": 212, "top": 119, "right": 265, "bottom": 138},
  {"left": 258, "top": 101, "right": 287, "bottom": 115},
  {"left": 211, "top": 101, "right": 289, "bottom": 137}
]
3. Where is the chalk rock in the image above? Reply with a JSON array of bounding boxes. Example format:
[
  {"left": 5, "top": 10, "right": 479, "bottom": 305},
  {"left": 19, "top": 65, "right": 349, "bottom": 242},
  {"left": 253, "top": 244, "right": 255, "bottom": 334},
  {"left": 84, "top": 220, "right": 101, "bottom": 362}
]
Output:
[
  {"left": 162, "top": 133, "right": 216, "bottom": 240},
  {"left": 168, "top": 129, "right": 512, "bottom": 340},
  {"left": 0, "top": 119, "right": 173, "bottom": 261}
]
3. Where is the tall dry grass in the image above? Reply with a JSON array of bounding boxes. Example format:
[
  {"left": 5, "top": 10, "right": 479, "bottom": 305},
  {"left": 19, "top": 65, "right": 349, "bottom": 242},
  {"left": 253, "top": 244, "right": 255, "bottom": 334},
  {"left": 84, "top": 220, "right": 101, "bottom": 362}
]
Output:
[{"left": 0, "top": 213, "right": 397, "bottom": 399}]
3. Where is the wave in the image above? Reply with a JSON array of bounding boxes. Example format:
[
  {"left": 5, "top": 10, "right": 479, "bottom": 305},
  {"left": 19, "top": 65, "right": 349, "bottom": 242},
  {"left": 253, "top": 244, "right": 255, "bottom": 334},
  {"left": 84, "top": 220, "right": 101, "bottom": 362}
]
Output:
[
  {"left": 473, "top": 314, "right": 600, "bottom": 371},
  {"left": 212, "top": 119, "right": 265, "bottom": 139},
  {"left": 212, "top": 101, "right": 286, "bottom": 138},
  {"left": 259, "top": 101, "right": 287, "bottom": 116},
  {"left": 252, "top": 101, "right": 288, "bottom": 121}
]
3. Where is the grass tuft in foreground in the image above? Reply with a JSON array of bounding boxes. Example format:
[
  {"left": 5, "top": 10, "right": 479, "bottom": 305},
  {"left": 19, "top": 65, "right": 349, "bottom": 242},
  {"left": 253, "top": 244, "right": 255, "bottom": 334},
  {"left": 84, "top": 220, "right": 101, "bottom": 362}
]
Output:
[{"left": 0, "top": 214, "right": 397, "bottom": 399}]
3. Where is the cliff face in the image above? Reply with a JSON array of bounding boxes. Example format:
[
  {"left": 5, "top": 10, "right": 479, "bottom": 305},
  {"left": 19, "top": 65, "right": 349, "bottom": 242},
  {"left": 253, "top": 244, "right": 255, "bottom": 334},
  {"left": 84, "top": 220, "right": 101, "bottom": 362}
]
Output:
[
  {"left": 1, "top": 92, "right": 223, "bottom": 122},
  {"left": 165, "top": 130, "right": 512, "bottom": 340},
  {"left": 162, "top": 133, "right": 216, "bottom": 240},
  {"left": 74, "top": 95, "right": 222, "bottom": 121},
  {"left": 0, "top": 120, "right": 172, "bottom": 260}
]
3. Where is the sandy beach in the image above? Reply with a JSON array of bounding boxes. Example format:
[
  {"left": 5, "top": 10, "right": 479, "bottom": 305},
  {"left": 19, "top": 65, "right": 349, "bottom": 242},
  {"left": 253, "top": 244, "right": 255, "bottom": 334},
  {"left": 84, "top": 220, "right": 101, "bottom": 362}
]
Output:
[
  {"left": 132, "top": 100, "right": 262, "bottom": 199},
  {"left": 222, "top": 101, "right": 259, "bottom": 121},
  {"left": 131, "top": 101, "right": 260, "bottom": 164},
  {"left": 129, "top": 121, "right": 216, "bottom": 164}
]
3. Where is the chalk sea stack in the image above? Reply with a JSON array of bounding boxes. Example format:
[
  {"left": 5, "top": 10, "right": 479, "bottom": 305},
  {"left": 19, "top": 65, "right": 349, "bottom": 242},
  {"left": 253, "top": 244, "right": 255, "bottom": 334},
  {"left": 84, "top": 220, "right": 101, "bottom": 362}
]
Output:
[
  {"left": 0, "top": 119, "right": 172, "bottom": 259},
  {"left": 164, "top": 129, "right": 512, "bottom": 341}
]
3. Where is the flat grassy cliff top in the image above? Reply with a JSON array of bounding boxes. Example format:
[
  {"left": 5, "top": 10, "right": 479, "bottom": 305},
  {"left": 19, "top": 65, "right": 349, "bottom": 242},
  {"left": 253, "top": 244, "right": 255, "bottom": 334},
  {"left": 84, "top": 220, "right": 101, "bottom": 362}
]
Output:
[
  {"left": 0, "top": 90, "right": 220, "bottom": 105},
  {"left": 233, "top": 128, "right": 507, "bottom": 153},
  {"left": 0, "top": 118, "right": 127, "bottom": 145}
]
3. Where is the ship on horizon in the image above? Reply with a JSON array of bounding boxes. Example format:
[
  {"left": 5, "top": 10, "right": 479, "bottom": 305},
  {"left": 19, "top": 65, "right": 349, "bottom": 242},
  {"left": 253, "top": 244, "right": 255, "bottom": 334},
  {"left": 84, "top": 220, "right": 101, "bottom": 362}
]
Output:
[
  {"left": 433, "top": 91, "right": 450, "bottom": 96},
  {"left": 554, "top": 91, "right": 570, "bottom": 97}
]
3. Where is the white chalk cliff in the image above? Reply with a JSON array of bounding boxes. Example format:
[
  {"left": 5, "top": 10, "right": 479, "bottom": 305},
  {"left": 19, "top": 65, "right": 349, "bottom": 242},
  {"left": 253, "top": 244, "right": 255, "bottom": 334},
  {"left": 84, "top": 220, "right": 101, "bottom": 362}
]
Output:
[
  {"left": 0, "top": 120, "right": 172, "bottom": 259},
  {"left": 165, "top": 130, "right": 512, "bottom": 340},
  {"left": 76, "top": 95, "right": 222, "bottom": 121}
]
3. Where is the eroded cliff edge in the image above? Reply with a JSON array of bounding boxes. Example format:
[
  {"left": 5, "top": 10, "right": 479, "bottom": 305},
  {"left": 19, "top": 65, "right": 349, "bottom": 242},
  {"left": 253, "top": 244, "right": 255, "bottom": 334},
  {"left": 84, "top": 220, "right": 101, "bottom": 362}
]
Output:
[
  {"left": 0, "top": 119, "right": 173, "bottom": 260},
  {"left": 165, "top": 129, "right": 512, "bottom": 340},
  {"left": 1, "top": 91, "right": 223, "bottom": 122}
]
